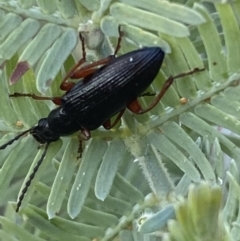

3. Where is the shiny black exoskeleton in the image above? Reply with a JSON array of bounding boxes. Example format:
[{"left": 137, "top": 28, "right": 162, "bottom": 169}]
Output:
[{"left": 34, "top": 47, "right": 164, "bottom": 143}]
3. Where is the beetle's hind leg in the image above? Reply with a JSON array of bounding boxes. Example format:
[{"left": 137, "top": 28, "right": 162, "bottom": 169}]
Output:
[
  {"left": 128, "top": 68, "right": 205, "bottom": 114},
  {"left": 9, "top": 93, "right": 62, "bottom": 105},
  {"left": 103, "top": 109, "right": 125, "bottom": 130}
]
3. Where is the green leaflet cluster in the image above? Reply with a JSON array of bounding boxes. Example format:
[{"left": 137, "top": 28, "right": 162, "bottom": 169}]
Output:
[{"left": 0, "top": 1, "right": 240, "bottom": 241}]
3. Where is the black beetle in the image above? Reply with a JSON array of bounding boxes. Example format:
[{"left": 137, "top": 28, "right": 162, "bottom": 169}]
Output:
[{"left": 0, "top": 27, "right": 204, "bottom": 212}]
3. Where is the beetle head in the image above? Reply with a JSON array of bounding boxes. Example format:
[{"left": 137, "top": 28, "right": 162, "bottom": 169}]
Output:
[
  {"left": 0, "top": 119, "right": 58, "bottom": 212},
  {"left": 30, "top": 118, "right": 60, "bottom": 144}
]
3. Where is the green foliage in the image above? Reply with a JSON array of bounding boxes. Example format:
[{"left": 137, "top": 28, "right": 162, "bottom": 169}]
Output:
[
  {"left": 166, "top": 183, "right": 230, "bottom": 241},
  {"left": 0, "top": 0, "right": 240, "bottom": 241}
]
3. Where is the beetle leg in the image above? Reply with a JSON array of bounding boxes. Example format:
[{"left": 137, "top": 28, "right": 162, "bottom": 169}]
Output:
[
  {"left": 103, "top": 109, "right": 125, "bottom": 129},
  {"left": 114, "top": 25, "right": 124, "bottom": 56},
  {"left": 9, "top": 92, "right": 62, "bottom": 105},
  {"left": 60, "top": 33, "right": 87, "bottom": 91},
  {"left": 77, "top": 138, "right": 84, "bottom": 159},
  {"left": 60, "top": 32, "right": 110, "bottom": 90},
  {"left": 140, "top": 91, "right": 156, "bottom": 97},
  {"left": 73, "top": 25, "right": 124, "bottom": 78},
  {"left": 79, "top": 127, "right": 91, "bottom": 140},
  {"left": 70, "top": 56, "right": 114, "bottom": 79},
  {"left": 61, "top": 26, "right": 124, "bottom": 89},
  {"left": 129, "top": 68, "right": 205, "bottom": 114},
  {"left": 127, "top": 99, "right": 143, "bottom": 113},
  {"left": 134, "top": 76, "right": 174, "bottom": 114}
]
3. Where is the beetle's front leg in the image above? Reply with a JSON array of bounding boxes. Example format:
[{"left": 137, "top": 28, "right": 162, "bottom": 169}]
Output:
[{"left": 9, "top": 92, "right": 62, "bottom": 105}]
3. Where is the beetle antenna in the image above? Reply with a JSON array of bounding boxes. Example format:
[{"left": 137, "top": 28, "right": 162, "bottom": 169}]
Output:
[
  {"left": 16, "top": 142, "right": 50, "bottom": 212},
  {"left": 0, "top": 128, "right": 33, "bottom": 150}
]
